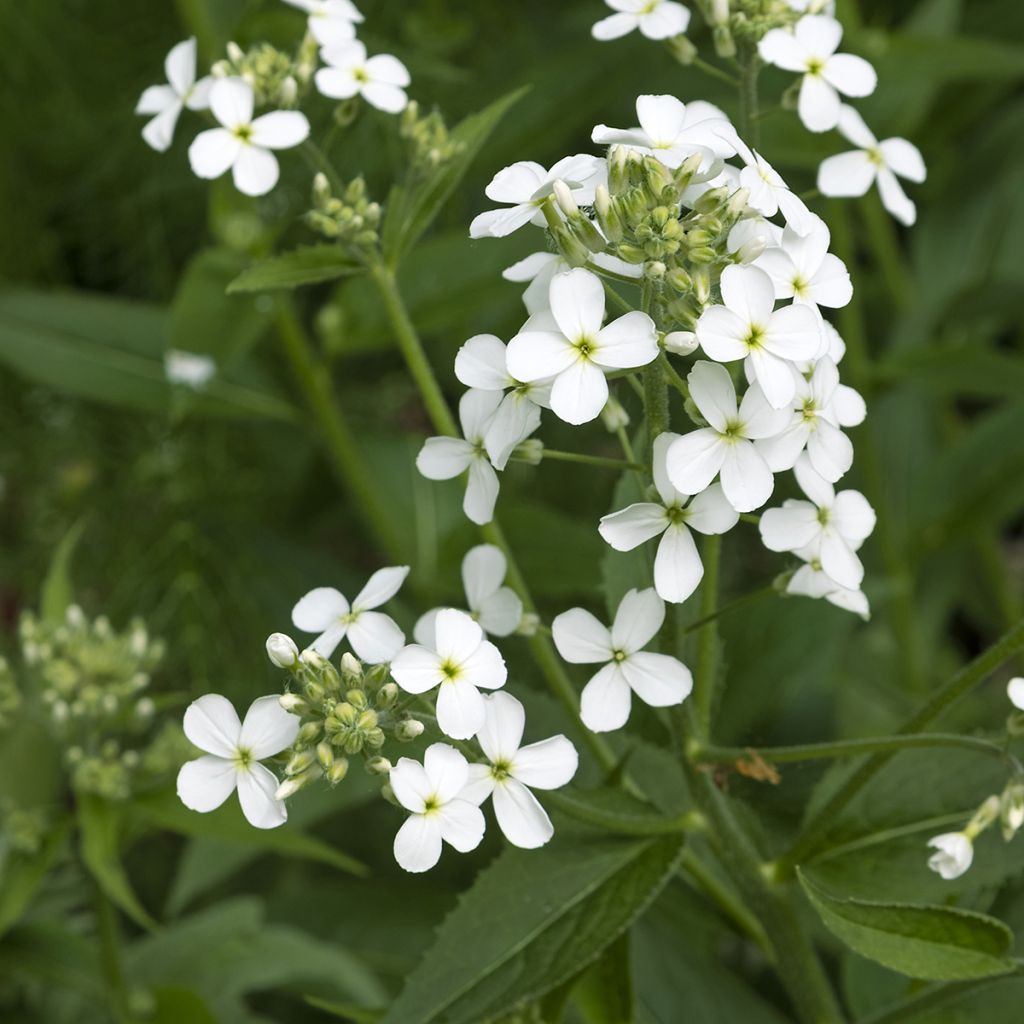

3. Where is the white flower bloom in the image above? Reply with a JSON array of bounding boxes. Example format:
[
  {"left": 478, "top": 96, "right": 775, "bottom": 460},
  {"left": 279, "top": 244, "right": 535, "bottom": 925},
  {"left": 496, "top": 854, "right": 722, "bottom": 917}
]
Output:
[
  {"left": 926, "top": 832, "right": 973, "bottom": 880},
  {"left": 454, "top": 334, "right": 546, "bottom": 469},
  {"left": 1008, "top": 677, "right": 1024, "bottom": 711},
  {"left": 283, "top": 0, "right": 363, "bottom": 47},
  {"left": 291, "top": 566, "right": 409, "bottom": 662},
  {"left": 390, "top": 743, "right": 486, "bottom": 872},
  {"left": 592, "top": 95, "right": 733, "bottom": 170},
  {"left": 391, "top": 609, "right": 507, "bottom": 740},
  {"left": 817, "top": 106, "right": 926, "bottom": 227},
  {"left": 177, "top": 694, "right": 299, "bottom": 829},
  {"left": 164, "top": 349, "right": 216, "bottom": 389},
  {"left": 414, "top": 545, "right": 524, "bottom": 645},
  {"left": 786, "top": 556, "right": 869, "bottom": 618},
  {"left": 758, "top": 15, "right": 877, "bottom": 133},
  {"left": 552, "top": 588, "right": 693, "bottom": 733},
  {"left": 417, "top": 390, "right": 507, "bottom": 525},
  {"left": 188, "top": 78, "right": 309, "bottom": 196},
  {"left": 695, "top": 265, "right": 822, "bottom": 408},
  {"left": 503, "top": 251, "right": 642, "bottom": 314},
  {"left": 665, "top": 362, "right": 790, "bottom": 513},
  {"left": 462, "top": 692, "right": 578, "bottom": 849},
  {"left": 727, "top": 134, "right": 815, "bottom": 236},
  {"left": 136, "top": 38, "right": 213, "bottom": 153},
  {"left": 506, "top": 268, "right": 659, "bottom": 426},
  {"left": 599, "top": 433, "right": 738, "bottom": 603},
  {"left": 755, "top": 214, "right": 852, "bottom": 312},
  {"left": 470, "top": 155, "right": 606, "bottom": 239},
  {"left": 592, "top": 0, "right": 691, "bottom": 41},
  {"left": 316, "top": 41, "right": 410, "bottom": 114},
  {"left": 760, "top": 455, "right": 875, "bottom": 589}
]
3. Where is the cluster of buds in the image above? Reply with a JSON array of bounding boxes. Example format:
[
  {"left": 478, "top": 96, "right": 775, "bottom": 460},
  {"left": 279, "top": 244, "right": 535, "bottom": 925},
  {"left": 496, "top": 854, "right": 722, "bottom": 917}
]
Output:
[
  {"left": 213, "top": 41, "right": 301, "bottom": 108},
  {"left": 399, "top": 101, "right": 465, "bottom": 176},
  {"left": 305, "top": 174, "right": 382, "bottom": 248},
  {"left": 697, "top": 0, "right": 804, "bottom": 57},
  {"left": 0, "top": 799, "right": 49, "bottom": 856}
]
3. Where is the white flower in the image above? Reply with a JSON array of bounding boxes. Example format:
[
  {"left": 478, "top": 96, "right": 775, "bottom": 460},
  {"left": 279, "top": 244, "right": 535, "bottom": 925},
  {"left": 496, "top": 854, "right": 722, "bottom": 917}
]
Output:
[
  {"left": 552, "top": 588, "right": 693, "bottom": 733},
  {"left": 592, "top": 95, "right": 733, "bottom": 170},
  {"left": 188, "top": 78, "right": 309, "bottom": 196},
  {"left": 728, "top": 134, "right": 815, "bottom": 236},
  {"left": 926, "top": 832, "right": 973, "bottom": 881},
  {"left": 760, "top": 455, "right": 875, "bottom": 589},
  {"left": 503, "top": 251, "right": 642, "bottom": 314},
  {"left": 817, "top": 106, "right": 926, "bottom": 227},
  {"left": 665, "top": 362, "right": 790, "bottom": 513},
  {"left": 291, "top": 566, "right": 409, "bottom": 662},
  {"left": 136, "top": 38, "right": 212, "bottom": 153},
  {"left": 1008, "top": 677, "right": 1024, "bottom": 710},
  {"left": 316, "top": 41, "right": 410, "bottom": 114},
  {"left": 695, "top": 265, "right": 822, "bottom": 409},
  {"left": 506, "top": 268, "right": 659, "bottom": 425},
  {"left": 462, "top": 692, "right": 578, "bottom": 848},
  {"left": 164, "top": 349, "right": 216, "bottom": 389},
  {"left": 177, "top": 694, "right": 300, "bottom": 829},
  {"left": 755, "top": 214, "right": 852, "bottom": 312},
  {"left": 283, "top": 0, "right": 363, "bottom": 47},
  {"left": 390, "top": 743, "right": 486, "bottom": 872},
  {"left": 592, "top": 0, "right": 691, "bottom": 41},
  {"left": 470, "top": 155, "right": 605, "bottom": 239},
  {"left": 391, "top": 609, "right": 507, "bottom": 740},
  {"left": 454, "top": 334, "right": 546, "bottom": 469},
  {"left": 417, "top": 390, "right": 508, "bottom": 526},
  {"left": 599, "top": 433, "right": 738, "bottom": 603},
  {"left": 758, "top": 15, "right": 877, "bottom": 133},
  {"left": 415, "top": 545, "right": 523, "bottom": 645},
  {"left": 786, "top": 557, "right": 869, "bottom": 618}
]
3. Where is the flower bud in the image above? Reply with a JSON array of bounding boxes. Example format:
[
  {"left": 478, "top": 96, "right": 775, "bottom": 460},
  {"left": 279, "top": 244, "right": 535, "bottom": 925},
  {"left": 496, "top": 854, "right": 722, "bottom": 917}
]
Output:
[
  {"left": 396, "top": 718, "right": 425, "bottom": 741},
  {"left": 926, "top": 831, "right": 973, "bottom": 880},
  {"left": 594, "top": 185, "right": 624, "bottom": 244},
  {"left": 266, "top": 633, "right": 299, "bottom": 669},
  {"left": 552, "top": 179, "right": 578, "bottom": 218},
  {"left": 513, "top": 439, "right": 544, "bottom": 466},
  {"left": 664, "top": 331, "right": 698, "bottom": 356},
  {"left": 666, "top": 35, "right": 697, "bottom": 65},
  {"left": 279, "top": 692, "right": 308, "bottom": 714},
  {"left": 298, "top": 721, "right": 322, "bottom": 744},
  {"left": 334, "top": 702, "right": 358, "bottom": 726},
  {"left": 966, "top": 794, "right": 1001, "bottom": 838},
  {"left": 600, "top": 396, "right": 630, "bottom": 432},
  {"left": 285, "top": 750, "right": 316, "bottom": 777},
  {"left": 304, "top": 679, "right": 325, "bottom": 704},
  {"left": 274, "top": 776, "right": 304, "bottom": 801},
  {"left": 376, "top": 682, "right": 399, "bottom": 709},
  {"left": 227, "top": 41, "right": 245, "bottom": 64},
  {"left": 316, "top": 741, "right": 334, "bottom": 770},
  {"left": 346, "top": 688, "right": 369, "bottom": 710},
  {"left": 516, "top": 612, "right": 541, "bottom": 637},
  {"left": 280, "top": 75, "right": 297, "bottom": 105},
  {"left": 666, "top": 267, "right": 693, "bottom": 293},
  {"left": 364, "top": 727, "right": 386, "bottom": 748},
  {"left": 1001, "top": 781, "right": 1024, "bottom": 841},
  {"left": 327, "top": 757, "right": 349, "bottom": 784},
  {"left": 356, "top": 709, "right": 379, "bottom": 731},
  {"left": 366, "top": 756, "right": 392, "bottom": 776}
]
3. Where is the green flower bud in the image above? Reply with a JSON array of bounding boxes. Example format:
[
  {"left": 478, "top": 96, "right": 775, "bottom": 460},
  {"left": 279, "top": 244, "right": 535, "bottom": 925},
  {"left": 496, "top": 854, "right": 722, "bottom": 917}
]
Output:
[
  {"left": 366, "top": 756, "right": 392, "bottom": 776},
  {"left": 299, "top": 721, "right": 322, "bottom": 745},
  {"left": 334, "top": 702, "right": 358, "bottom": 726},
  {"left": 346, "top": 689, "right": 368, "bottom": 710},
  {"left": 376, "top": 682, "right": 399, "bottom": 709},
  {"left": 285, "top": 750, "right": 316, "bottom": 777},
  {"left": 340, "top": 652, "right": 363, "bottom": 686},
  {"left": 395, "top": 718, "right": 425, "bottom": 742},
  {"left": 327, "top": 757, "right": 350, "bottom": 784},
  {"left": 356, "top": 709, "right": 379, "bottom": 731},
  {"left": 316, "top": 741, "right": 334, "bottom": 770}
]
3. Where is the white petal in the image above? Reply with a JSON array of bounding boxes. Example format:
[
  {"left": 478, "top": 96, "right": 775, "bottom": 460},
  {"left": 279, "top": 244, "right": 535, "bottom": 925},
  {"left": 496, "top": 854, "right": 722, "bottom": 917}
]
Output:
[
  {"left": 436, "top": 679, "right": 486, "bottom": 740},
  {"left": 506, "top": 331, "right": 576, "bottom": 383},
  {"left": 292, "top": 587, "right": 349, "bottom": 632},
  {"left": 1008, "top": 678, "right": 1024, "bottom": 712},
  {"left": 611, "top": 587, "right": 664, "bottom": 654},
  {"left": 136, "top": 84, "right": 176, "bottom": 115},
  {"left": 876, "top": 168, "right": 916, "bottom": 226},
  {"left": 484, "top": 394, "right": 540, "bottom": 469},
  {"left": 250, "top": 110, "right": 310, "bottom": 149},
  {"left": 758, "top": 28, "right": 809, "bottom": 72},
  {"left": 477, "top": 690, "right": 525, "bottom": 764},
  {"left": 348, "top": 612, "right": 405, "bottom": 663},
  {"left": 549, "top": 358, "right": 609, "bottom": 426},
  {"left": 315, "top": 66, "right": 360, "bottom": 100},
  {"left": 389, "top": 757, "right": 432, "bottom": 812},
  {"left": 493, "top": 780, "right": 554, "bottom": 848},
  {"left": 721, "top": 264, "right": 777, "bottom": 325},
  {"left": 832, "top": 489, "right": 876, "bottom": 544},
  {"left": 394, "top": 813, "right": 443, "bottom": 872},
  {"left": 423, "top": 742, "right": 470, "bottom": 802},
  {"left": 209, "top": 77, "right": 254, "bottom": 130},
  {"left": 776, "top": 187, "right": 816, "bottom": 236},
  {"left": 354, "top": 566, "right": 409, "bottom": 610},
  {"left": 686, "top": 483, "right": 739, "bottom": 535},
  {"left": 186, "top": 76, "right": 213, "bottom": 111},
  {"left": 464, "top": 458, "right": 500, "bottom": 525},
  {"left": 237, "top": 763, "right": 288, "bottom": 829},
  {"left": 470, "top": 203, "right": 539, "bottom": 239},
  {"left": 552, "top": 607, "right": 613, "bottom": 664},
  {"left": 362, "top": 81, "right": 408, "bottom": 114},
  {"left": 413, "top": 608, "right": 441, "bottom": 648},
  {"left": 435, "top": 608, "right": 485, "bottom": 663},
  {"left": 417, "top": 437, "right": 473, "bottom": 480},
  {"left": 462, "top": 544, "right": 507, "bottom": 608},
  {"left": 696, "top": 306, "right": 750, "bottom": 363},
  {"left": 820, "top": 531, "right": 864, "bottom": 589},
  {"left": 764, "top": 304, "right": 823, "bottom": 361},
  {"left": 799, "top": 74, "right": 841, "bottom": 133},
  {"left": 665, "top": 429, "right": 727, "bottom": 496},
  {"left": 748, "top": 349, "right": 797, "bottom": 409},
  {"left": 504, "top": 251, "right": 560, "bottom": 283},
  {"left": 165, "top": 38, "right": 198, "bottom": 97},
  {"left": 806, "top": 419, "right": 853, "bottom": 482},
  {"left": 720, "top": 441, "right": 774, "bottom": 512},
  {"left": 621, "top": 651, "right": 693, "bottom": 707},
  {"left": 485, "top": 161, "right": 547, "bottom": 203},
  {"left": 651, "top": 431, "right": 684, "bottom": 505},
  {"left": 183, "top": 694, "right": 241, "bottom": 757},
  {"left": 455, "top": 335, "right": 509, "bottom": 390},
  {"left": 476, "top": 588, "right": 524, "bottom": 637},
  {"left": 232, "top": 145, "right": 280, "bottom": 197},
  {"left": 548, "top": 268, "right": 605, "bottom": 343},
  {"left": 591, "top": 13, "right": 638, "bottom": 41},
  {"left": 459, "top": 639, "right": 508, "bottom": 691},
  {"left": 188, "top": 128, "right": 241, "bottom": 180},
  {"left": 654, "top": 524, "right": 703, "bottom": 604},
  {"left": 795, "top": 14, "right": 843, "bottom": 57},
  {"left": 835, "top": 104, "right": 877, "bottom": 148},
  {"left": 760, "top": 502, "right": 820, "bottom": 552},
  {"left": 599, "top": 503, "right": 668, "bottom": 552},
  {"left": 390, "top": 645, "right": 443, "bottom": 694},
  {"left": 365, "top": 53, "right": 410, "bottom": 86},
  {"left": 142, "top": 104, "right": 183, "bottom": 153},
  {"left": 177, "top": 756, "right": 237, "bottom": 812},
  {"left": 687, "top": 361, "right": 738, "bottom": 430},
  {"left": 831, "top": 383, "right": 866, "bottom": 427},
  {"left": 436, "top": 799, "right": 486, "bottom": 852},
  {"left": 818, "top": 150, "right": 875, "bottom": 197},
  {"left": 239, "top": 695, "right": 301, "bottom": 759},
  {"left": 634, "top": 94, "right": 686, "bottom": 145},
  {"left": 738, "top": 382, "right": 793, "bottom": 438},
  {"left": 580, "top": 663, "right": 633, "bottom": 733},
  {"left": 593, "top": 311, "right": 659, "bottom": 369},
  {"left": 638, "top": 2, "right": 690, "bottom": 39},
  {"left": 461, "top": 763, "right": 497, "bottom": 805},
  {"left": 309, "top": 622, "right": 348, "bottom": 659},
  {"left": 513, "top": 735, "right": 578, "bottom": 789},
  {"left": 308, "top": 16, "right": 358, "bottom": 47},
  {"left": 879, "top": 138, "right": 926, "bottom": 183},
  {"left": 808, "top": 254, "right": 853, "bottom": 308},
  {"left": 823, "top": 54, "right": 877, "bottom": 98}
]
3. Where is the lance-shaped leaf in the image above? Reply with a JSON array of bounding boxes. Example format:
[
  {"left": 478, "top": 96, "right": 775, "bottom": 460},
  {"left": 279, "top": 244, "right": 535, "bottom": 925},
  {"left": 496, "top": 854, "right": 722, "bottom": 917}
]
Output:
[{"left": 227, "top": 244, "right": 365, "bottom": 294}]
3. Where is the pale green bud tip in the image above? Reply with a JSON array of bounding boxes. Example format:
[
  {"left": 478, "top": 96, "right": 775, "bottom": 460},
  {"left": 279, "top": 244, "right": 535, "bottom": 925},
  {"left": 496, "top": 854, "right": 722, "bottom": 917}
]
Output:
[
  {"left": 516, "top": 612, "right": 541, "bottom": 637},
  {"left": 552, "top": 179, "right": 578, "bottom": 217},
  {"left": 966, "top": 795, "right": 1002, "bottom": 839},
  {"left": 376, "top": 682, "right": 399, "bottom": 708},
  {"left": 279, "top": 692, "right": 308, "bottom": 714},
  {"left": 396, "top": 718, "right": 425, "bottom": 741},
  {"left": 227, "top": 41, "right": 245, "bottom": 64},
  {"left": 664, "top": 330, "right": 698, "bottom": 356},
  {"left": 266, "top": 632, "right": 299, "bottom": 669},
  {"left": 1000, "top": 781, "right": 1024, "bottom": 841},
  {"left": 514, "top": 439, "right": 545, "bottom": 466},
  {"left": 274, "top": 777, "right": 304, "bottom": 801},
  {"left": 600, "top": 396, "right": 630, "bottom": 432},
  {"left": 340, "top": 652, "right": 363, "bottom": 683},
  {"left": 366, "top": 756, "right": 392, "bottom": 776},
  {"left": 327, "top": 758, "right": 349, "bottom": 784}
]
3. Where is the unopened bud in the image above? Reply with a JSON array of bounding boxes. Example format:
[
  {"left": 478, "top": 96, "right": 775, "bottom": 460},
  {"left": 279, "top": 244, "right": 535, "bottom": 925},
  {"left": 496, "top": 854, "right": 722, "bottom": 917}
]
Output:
[
  {"left": 516, "top": 612, "right": 541, "bottom": 637},
  {"left": 513, "top": 439, "right": 544, "bottom": 466},
  {"left": 316, "top": 741, "right": 334, "bottom": 770},
  {"left": 666, "top": 35, "right": 697, "bottom": 65},
  {"left": 304, "top": 679, "right": 325, "bottom": 704},
  {"left": 1001, "top": 781, "right": 1024, "bottom": 841},
  {"left": 327, "top": 757, "right": 350, "bottom": 784},
  {"left": 642, "top": 157, "right": 674, "bottom": 200},
  {"left": 346, "top": 688, "right": 368, "bottom": 710},
  {"left": 600, "top": 396, "right": 630, "bottom": 432},
  {"left": 227, "top": 41, "right": 245, "bottom": 64},
  {"left": 280, "top": 75, "right": 297, "bottom": 105},
  {"left": 356, "top": 709, "right": 379, "bottom": 731},
  {"left": 644, "top": 260, "right": 666, "bottom": 281},
  {"left": 266, "top": 633, "right": 299, "bottom": 669},
  {"left": 664, "top": 331, "right": 699, "bottom": 356},
  {"left": 340, "top": 652, "right": 363, "bottom": 685},
  {"left": 334, "top": 702, "right": 357, "bottom": 726},
  {"left": 286, "top": 750, "right": 316, "bottom": 777},
  {"left": 966, "top": 795, "right": 1001, "bottom": 839},
  {"left": 666, "top": 266, "right": 692, "bottom": 293},
  {"left": 594, "top": 185, "right": 624, "bottom": 243},
  {"left": 366, "top": 756, "right": 392, "bottom": 776},
  {"left": 396, "top": 718, "right": 425, "bottom": 741},
  {"left": 313, "top": 172, "right": 331, "bottom": 206},
  {"left": 279, "top": 692, "right": 308, "bottom": 714},
  {"left": 376, "top": 682, "right": 399, "bottom": 709},
  {"left": 299, "top": 721, "right": 322, "bottom": 744},
  {"left": 552, "top": 179, "right": 578, "bottom": 217}
]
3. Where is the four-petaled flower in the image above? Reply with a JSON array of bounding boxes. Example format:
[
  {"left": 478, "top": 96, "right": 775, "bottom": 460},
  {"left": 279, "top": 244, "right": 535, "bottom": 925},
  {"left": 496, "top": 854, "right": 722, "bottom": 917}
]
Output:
[
  {"left": 177, "top": 694, "right": 299, "bottom": 829},
  {"left": 390, "top": 743, "right": 486, "bottom": 873},
  {"left": 283, "top": 0, "right": 363, "bottom": 47},
  {"left": 592, "top": 0, "right": 692, "bottom": 42},
  {"left": 728, "top": 133, "right": 815, "bottom": 236},
  {"left": 316, "top": 41, "right": 411, "bottom": 114},
  {"left": 553, "top": 588, "right": 693, "bottom": 733},
  {"left": 135, "top": 37, "right": 212, "bottom": 152},
  {"left": 291, "top": 566, "right": 410, "bottom": 662},
  {"left": 755, "top": 214, "right": 852, "bottom": 313}
]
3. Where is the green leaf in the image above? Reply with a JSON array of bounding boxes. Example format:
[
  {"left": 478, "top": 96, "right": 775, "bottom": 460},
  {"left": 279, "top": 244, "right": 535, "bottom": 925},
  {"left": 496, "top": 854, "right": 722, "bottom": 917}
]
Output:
[
  {"left": 383, "top": 834, "right": 684, "bottom": 1024},
  {"left": 0, "top": 819, "right": 71, "bottom": 938},
  {"left": 227, "top": 244, "right": 365, "bottom": 294},
  {"left": 545, "top": 786, "right": 692, "bottom": 836},
  {"left": 799, "top": 869, "right": 1017, "bottom": 981},
  {"left": 304, "top": 997, "right": 384, "bottom": 1023},
  {"left": 571, "top": 932, "right": 634, "bottom": 1024},
  {"left": 149, "top": 987, "right": 219, "bottom": 1024},
  {"left": 381, "top": 86, "right": 529, "bottom": 266},
  {"left": 40, "top": 519, "right": 86, "bottom": 625},
  {"left": 77, "top": 793, "right": 157, "bottom": 930}
]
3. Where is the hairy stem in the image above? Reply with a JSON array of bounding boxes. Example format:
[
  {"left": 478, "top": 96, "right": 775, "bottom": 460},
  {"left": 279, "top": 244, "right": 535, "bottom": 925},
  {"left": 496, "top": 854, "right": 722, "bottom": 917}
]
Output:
[
  {"left": 691, "top": 534, "right": 722, "bottom": 741},
  {"left": 737, "top": 50, "right": 762, "bottom": 146}
]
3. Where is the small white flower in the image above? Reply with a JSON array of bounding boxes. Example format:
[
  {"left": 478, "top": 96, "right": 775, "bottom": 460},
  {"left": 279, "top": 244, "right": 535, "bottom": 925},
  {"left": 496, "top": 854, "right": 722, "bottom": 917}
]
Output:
[
  {"left": 728, "top": 134, "right": 815, "bottom": 236},
  {"left": 665, "top": 362, "right": 790, "bottom": 513},
  {"left": 291, "top": 566, "right": 409, "bottom": 663},
  {"left": 164, "top": 349, "right": 216, "bottom": 390},
  {"left": 462, "top": 692, "right": 578, "bottom": 849},
  {"left": 177, "top": 694, "right": 300, "bottom": 829},
  {"left": 1008, "top": 677, "right": 1024, "bottom": 711},
  {"left": 760, "top": 455, "right": 875, "bottom": 589},
  {"left": 592, "top": 0, "right": 691, "bottom": 42},
  {"left": 391, "top": 609, "right": 507, "bottom": 740},
  {"left": 786, "top": 556, "right": 869, "bottom": 618},
  {"left": 553, "top": 588, "right": 693, "bottom": 733},
  {"left": 470, "top": 155, "right": 606, "bottom": 239},
  {"left": 390, "top": 743, "right": 486, "bottom": 873},
  {"left": 136, "top": 38, "right": 213, "bottom": 153},
  {"left": 316, "top": 41, "right": 410, "bottom": 113},
  {"left": 415, "top": 545, "right": 523, "bottom": 646},
  {"left": 503, "top": 251, "right": 642, "bottom": 314},
  {"left": 283, "top": 0, "right": 363, "bottom": 47},
  {"left": 189, "top": 78, "right": 310, "bottom": 196},
  {"left": 926, "top": 832, "right": 973, "bottom": 881},
  {"left": 417, "top": 390, "right": 509, "bottom": 526},
  {"left": 817, "top": 106, "right": 926, "bottom": 227},
  {"left": 506, "top": 268, "right": 659, "bottom": 426},
  {"left": 758, "top": 15, "right": 877, "bottom": 133},
  {"left": 755, "top": 214, "right": 852, "bottom": 312},
  {"left": 599, "top": 433, "right": 738, "bottom": 603},
  {"left": 696, "top": 265, "right": 822, "bottom": 409}
]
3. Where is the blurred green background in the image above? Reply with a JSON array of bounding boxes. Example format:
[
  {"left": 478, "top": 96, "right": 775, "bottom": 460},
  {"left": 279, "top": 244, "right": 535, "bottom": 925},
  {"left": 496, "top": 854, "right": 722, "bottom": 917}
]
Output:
[{"left": 2, "top": 0, "right": 1024, "bottom": 1021}]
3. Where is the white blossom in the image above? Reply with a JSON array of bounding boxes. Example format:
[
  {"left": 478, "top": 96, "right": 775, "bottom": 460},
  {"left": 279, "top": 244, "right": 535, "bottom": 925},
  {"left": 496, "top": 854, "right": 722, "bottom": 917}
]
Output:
[
  {"left": 390, "top": 743, "right": 486, "bottom": 872},
  {"left": 136, "top": 38, "right": 212, "bottom": 153},
  {"left": 283, "top": 0, "right": 363, "bottom": 47},
  {"left": 316, "top": 41, "right": 410, "bottom": 113},
  {"left": 786, "top": 556, "right": 869, "bottom": 618},
  {"left": 506, "top": 268, "right": 659, "bottom": 425},
  {"left": 755, "top": 214, "right": 852, "bottom": 312},
  {"left": 189, "top": 78, "right": 309, "bottom": 196},
  {"left": 817, "top": 106, "right": 926, "bottom": 227},
  {"left": 391, "top": 609, "right": 507, "bottom": 740},
  {"left": 552, "top": 588, "right": 693, "bottom": 733},
  {"left": 177, "top": 694, "right": 299, "bottom": 829},
  {"left": 599, "top": 433, "right": 738, "bottom": 603},
  {"left": 926, "top": 832, "right": 973, "bottom": 881},
  {"left": 1008, "top": 677, "right": 1024, "bottom": 711},
  {"left": 592, "top": 0, "right": 691, "bottom": 41},
  {"left": 727, "top": 134, "right": 815, "bottom": 236},
  {"left": 758, "top": 15, "right": 877, "bottom": 133},
  {"left": 291, "top": 566, "right": 409, "bottom": 662},
  {"left": 164, "top": 349, "right": 216, "bottom": 389},
  {"left": 462, "top": 692, "right": 578, "bottom": 848}
]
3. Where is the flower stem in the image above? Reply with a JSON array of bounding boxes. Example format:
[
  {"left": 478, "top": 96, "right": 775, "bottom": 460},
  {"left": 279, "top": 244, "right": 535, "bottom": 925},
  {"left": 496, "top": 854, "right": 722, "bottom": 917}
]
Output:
[
  {"left": 737, "top": 49, "right": 762, "bottom": 147},
  {"left": 691, "top": 534, "right": 722, "bottom": 741},
  {"left": 691, "top": 56, "right": 740, "bottom": 87},
  {"left": 681, "top": 582, "right": 773, "bottom": 636},
  {"left": 95, "top": 885, "right": 133, "bottom": 1024},
  {"left": 538, "top": 448, "right": 645, "bottom": 472}
]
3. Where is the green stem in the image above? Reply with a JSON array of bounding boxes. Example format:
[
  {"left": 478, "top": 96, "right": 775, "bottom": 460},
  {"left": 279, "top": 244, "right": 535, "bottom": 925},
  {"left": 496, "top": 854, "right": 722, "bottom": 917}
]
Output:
[
  {"left": 95, "top": 885, "right": 133, "bottom": 1024},
  {"left": 778, "top": 617, "right": 1024, "bottom": 872},
  {"left": 661, "top": 354, "right": 691, "bottom": 403},
  {"left": 642, "top": 358, "right": 669, "bottom": 461},
  {"left": 537, "top": 449, "right": 645, "bottom": 472},
  {"left": 274, "top": 297, "right": 407, "bottom": 562},
  {"left": 861, "top": 190, "right": 914, "bottom": 309},
  {"left": 692, "top": 534, "right": 722, "bottom": 741},
  {"left": 738, "top": 51, "right": 762, "bottom": 146},
  {"left": 681, "top": 582, "right": 772, "bottom": 636},
  {"left": 691, "top": 56, "right": 740, "bottom": 87}
]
